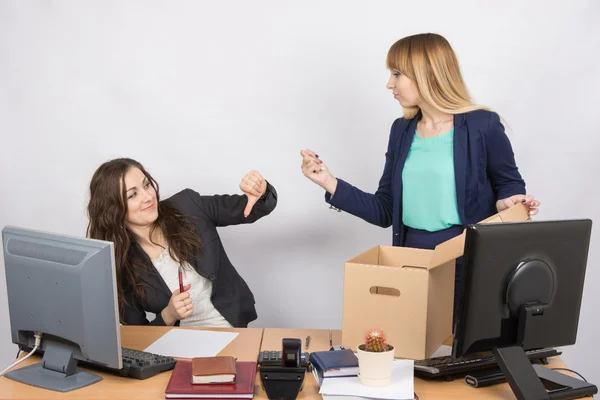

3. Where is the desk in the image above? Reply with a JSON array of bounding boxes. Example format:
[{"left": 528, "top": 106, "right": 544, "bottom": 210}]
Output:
[
  {"left": 0, "top": 327, "right": 591, "bottom": 399},
  {"left": 330, "top": 330, "right": 583, "bottom": 400},
  {"left": 261, "top": 330, "right": 588, "bottom": 399},
  {"left": 0, "top": 326, "right": 263, "bottom": 400}
]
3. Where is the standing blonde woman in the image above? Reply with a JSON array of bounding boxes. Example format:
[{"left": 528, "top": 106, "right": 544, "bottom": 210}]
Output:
[{"left": 300, "top": 33, "right": 540, "bottom": 322}]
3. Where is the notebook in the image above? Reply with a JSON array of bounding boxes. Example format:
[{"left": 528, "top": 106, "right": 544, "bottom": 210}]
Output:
[
  {"left": 165, "top": 360, "right": 256, "bottom": 398},
  {"left": 192, "top": 356, "right": 237, "bottom": 384},
  {"left": 310, "top": 349, "right": 359, "bottom": 377}
]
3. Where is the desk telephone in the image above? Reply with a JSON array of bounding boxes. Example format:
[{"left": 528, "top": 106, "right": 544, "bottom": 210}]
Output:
[{"left": 258, "top": 350, "right": 311, "bottom": 369}]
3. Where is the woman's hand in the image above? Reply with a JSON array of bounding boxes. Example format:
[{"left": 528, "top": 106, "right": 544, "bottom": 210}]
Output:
[
  {"left": 496, "top": 194, "right": 540, "bottom": 217},
  {"left": 240, "top": 170, "right": 268, "bottom": 217},
  {"left": 161, "top": 284, "right": 193, "bottom": 326},
  {"left": 300, "top": 149, "right": 338, "bottom": 195}
]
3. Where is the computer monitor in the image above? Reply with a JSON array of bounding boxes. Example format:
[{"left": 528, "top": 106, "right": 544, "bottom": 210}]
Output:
[
  {"left": 453, "top": 219, "right": 597, "bottom": 400},
  {"left": 2, "top": 225, "right": 122, "bottom": 392}
]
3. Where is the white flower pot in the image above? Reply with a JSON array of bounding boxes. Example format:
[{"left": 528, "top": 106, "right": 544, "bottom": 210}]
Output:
[{"left": 356, "top": 345, "right": 395, "bottom": 386}]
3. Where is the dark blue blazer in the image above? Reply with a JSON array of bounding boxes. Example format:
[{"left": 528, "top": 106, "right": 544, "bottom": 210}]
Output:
[{"left": 326, "top": 110, "right": 526, "bottom": 246}]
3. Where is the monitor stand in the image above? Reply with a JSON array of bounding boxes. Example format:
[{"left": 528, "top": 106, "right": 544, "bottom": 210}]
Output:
[
  {"left": 493, "top": 346, "right": 597, "bottom": 400},
  {"left": 5, "top": 342, "right": 102, "bottom": 392}
]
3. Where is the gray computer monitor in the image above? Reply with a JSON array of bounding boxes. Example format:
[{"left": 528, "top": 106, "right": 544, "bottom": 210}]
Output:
[{"left": 2, "top": 225, "right": 122, "bottom": 392}]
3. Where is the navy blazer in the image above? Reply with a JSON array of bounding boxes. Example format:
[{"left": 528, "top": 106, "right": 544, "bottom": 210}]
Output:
[{"left": 326, "top": 110, "right": 526, "bottom": 246}]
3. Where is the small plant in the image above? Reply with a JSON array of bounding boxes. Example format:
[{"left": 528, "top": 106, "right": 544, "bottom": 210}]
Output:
[
  {"left": 357, "top": 328, "right": 395, "bottom": 386},
  {"left": 359, "top": 329, "right": 392, "bottom": 352}
]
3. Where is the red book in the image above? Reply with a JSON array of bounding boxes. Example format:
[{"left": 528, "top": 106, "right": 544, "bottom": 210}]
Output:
[{"left": 165, "top": 360, "right": 257, "bottom": 399}]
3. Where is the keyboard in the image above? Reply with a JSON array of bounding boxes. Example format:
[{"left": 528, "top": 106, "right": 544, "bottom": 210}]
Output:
[
  {"left": 115, "top": 348, "right": 177, "bottom": 379},
  {"left": 414, "top": 348, "right": 561, "bottom": 379},
  {"left": 71, "top": 348, "right": 176, "bottom": 380}
]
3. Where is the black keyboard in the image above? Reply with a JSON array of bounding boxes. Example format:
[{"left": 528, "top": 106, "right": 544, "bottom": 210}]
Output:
[
  {"left": 117, "top": 348, "right": 177, "bottom": 379},
  {"left": 414, "top": 348, "right": 561, "bottom": 379},
  {"left": 76, "top": 348, "right": 176, "bottom": 380},
  {"left": 21, "top": 345, "right": 177, "bottom": 380}
]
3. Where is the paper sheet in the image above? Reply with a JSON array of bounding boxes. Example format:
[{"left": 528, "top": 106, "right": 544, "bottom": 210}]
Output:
[
  {"left": 429, "top": 344, "right": 452, "bottom": 358},
  {"left": 143, "top": 329, "right": 239, "bottom": 358},
  {"left": 319, "top": 359, "right": 414, "bottom": 400},
  {"left": 323, "top": 396, "right": 417, "bottom": 400},
  {"left": 323, "top": 396, "right": 384, "bottom": 400}
]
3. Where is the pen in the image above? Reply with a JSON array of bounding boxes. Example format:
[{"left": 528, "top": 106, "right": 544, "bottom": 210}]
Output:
[
  {"left": 329, "top": 330, "right": 332, "bottom": 347},
  {"left": 305, "top": 335, "right": 310, "bottom": 350},
  {"left": 178, "top": 266, "right": 185, "bottom": 293}
]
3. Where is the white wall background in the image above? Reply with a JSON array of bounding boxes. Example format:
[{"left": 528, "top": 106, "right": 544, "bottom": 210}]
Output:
[{"left": 1, "top": 0, "right": 599, "bottom": 390}]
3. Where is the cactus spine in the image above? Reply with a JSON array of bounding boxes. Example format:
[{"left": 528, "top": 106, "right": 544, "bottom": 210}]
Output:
[{"left": 363, "top": 329, "right": 388, "bottom": 352}]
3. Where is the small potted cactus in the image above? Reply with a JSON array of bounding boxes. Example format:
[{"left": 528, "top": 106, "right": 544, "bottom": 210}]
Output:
[{"left": 356, "top": 328, "right": 395, "bottom": 386}]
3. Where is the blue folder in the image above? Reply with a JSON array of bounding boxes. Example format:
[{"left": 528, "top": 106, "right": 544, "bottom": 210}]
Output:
[{"left": 309, "top": 350, "right": 359, "bottom": 377}]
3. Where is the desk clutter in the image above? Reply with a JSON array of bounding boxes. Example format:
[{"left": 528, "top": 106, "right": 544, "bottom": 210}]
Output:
[
  {"left": 0, "top": 326, "right": 586, "bottom": 400},
  {"left": 192, "top": 356, "right": 237, "bottom": 384},
  {"left": 257, "top": 350, "right": 311, "bottom": 369},
  {"left": 311, "top": 349, "right": 415, "bottom": 400},
  {"left": 413, "top": 347, "right": 562, "bottom": 380},
  {"left": 310, "top": 349, "right": 359, "bottom": 378},
  {"left": 165, "top": 356, "right": 256, "bottom": 399},
  {"left": 144, "top": 329, "right": 239, "bottom": 359}
]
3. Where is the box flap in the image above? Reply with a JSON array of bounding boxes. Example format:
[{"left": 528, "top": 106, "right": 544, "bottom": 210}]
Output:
[
  {"left": 481, "top": 215, "right": 502, "bottom": 224},
  {"left": 425, "top": 260, "right": 455, "bottom": 357},
  {"left": 428, "top": 203, "right": 529, "bottom": 268},
  {"left": 378, "top": 246, "right": 431, "bottom": 269},
  {"left": 347, "top": 246, "right": 380, "bottom": 265},
  {"left": 494, "top": 202, "right": 530, "bottom": 223},
  {"left": 427, "top": 231, "right": 465, "bottom": 269}
]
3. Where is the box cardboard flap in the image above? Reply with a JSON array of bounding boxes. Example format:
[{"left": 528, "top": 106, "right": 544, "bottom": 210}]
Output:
[
  {"left": 347, "top": 246, "right": 380, "bottom": 265},
  {"left": 489, "top": 202, "right": 529, "bottom": 223},
  {"left": 379, "top": 246, "right": 432, "bottom": 269},
  {"left": 427, "top": 231, "right": 465, "bottom": 269},
  {"left": 427, "top": 203, "right": 529, "bottom": 269}
]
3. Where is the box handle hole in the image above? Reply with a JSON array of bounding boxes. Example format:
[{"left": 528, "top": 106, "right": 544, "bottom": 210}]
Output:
[
  {"left": 369, "top": 286, "right": 400, "bottom": 296},
  {"left": 401, "top": 264, "right": 423, "bottom": 270}
]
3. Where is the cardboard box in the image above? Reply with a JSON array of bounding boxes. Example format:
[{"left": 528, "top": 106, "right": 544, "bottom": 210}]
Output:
[{"left": 341, "top": 204, "right": 530, "bottom": 360}]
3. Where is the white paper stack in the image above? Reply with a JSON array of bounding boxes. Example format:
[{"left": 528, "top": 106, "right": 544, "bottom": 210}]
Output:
[{"left": 319, "top": 359, "right": 415, "bottom": 400}]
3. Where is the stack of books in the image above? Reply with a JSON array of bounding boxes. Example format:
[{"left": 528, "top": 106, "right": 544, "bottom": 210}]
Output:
[
  {"left": 310, "top": 350, "right": 416, "bottom": 400},
  {"left": 165, "top": 356, "right": 256, "bottom": 399},
  {"left": 310, "top": 349, "right": 360, "bottom": 386}
]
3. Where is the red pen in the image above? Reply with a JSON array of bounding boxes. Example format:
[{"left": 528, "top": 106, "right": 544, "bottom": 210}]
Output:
[{"left": 178, "top": 266, "right": 185, "bottom": 293}]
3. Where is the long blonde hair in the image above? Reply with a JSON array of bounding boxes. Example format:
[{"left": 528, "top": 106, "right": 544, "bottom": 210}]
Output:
[{"left": 386, "top": 33, "right": 488, "bottom": 119}]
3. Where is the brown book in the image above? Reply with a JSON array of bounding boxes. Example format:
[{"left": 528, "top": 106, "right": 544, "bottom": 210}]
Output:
[{"left": 191, "top": 356, "right": 237, "bottom": 384}]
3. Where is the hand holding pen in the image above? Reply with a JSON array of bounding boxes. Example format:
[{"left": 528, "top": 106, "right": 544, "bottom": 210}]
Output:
[
  {"left": 178, "top": 265, "right": 185, "bottom": 293},
  {"left": 160, "top": 267, "right": 193, "bottom": 326}
]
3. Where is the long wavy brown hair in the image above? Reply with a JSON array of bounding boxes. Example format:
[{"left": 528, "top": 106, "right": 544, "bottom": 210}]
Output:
[{"left": 86, "top": 158, "right": 201, "bottom": 320}]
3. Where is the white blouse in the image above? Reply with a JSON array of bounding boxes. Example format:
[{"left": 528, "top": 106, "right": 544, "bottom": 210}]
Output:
[{"left": 152, "top": 247, "right": 232, "bottom": 328}]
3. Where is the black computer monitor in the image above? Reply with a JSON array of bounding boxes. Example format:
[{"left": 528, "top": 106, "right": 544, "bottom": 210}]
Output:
[
  {"left": 1, "top": 226, "right": 122, "bottom": 392},
  {"left": 453, "top": 219, "right": 597, "bottom": 400}
]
